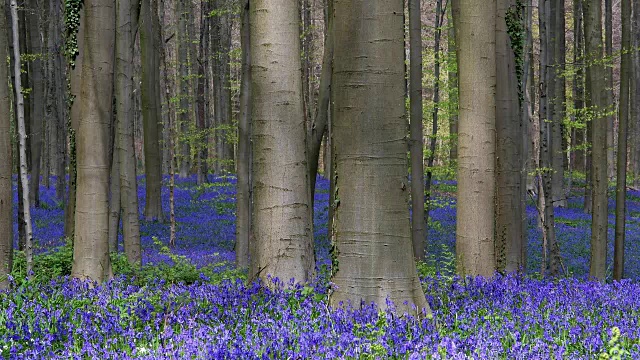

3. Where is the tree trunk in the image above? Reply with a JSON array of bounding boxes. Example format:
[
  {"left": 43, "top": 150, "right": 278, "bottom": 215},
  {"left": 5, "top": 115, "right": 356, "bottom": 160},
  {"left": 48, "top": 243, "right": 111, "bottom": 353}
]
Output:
[
  {"left": 250, "top": 0, "right": 314, "bottom": 285},
  {"left": 27, "top": 0, "right": 44, "bottom": 208},
  {"left": 614, "top": 0, "right": 630, "bottom": 281},
  {"left": 633, "top": 0, "right": 640, "bottom": 188},
  {"left": 572, "top": 0, "right": 585, "bottom": 177},
  {"left": 141, "top": 0, "right": 164, "bottom": 222},
  {"left": 108, "top": 134, "right": 121, "bottom": 252},
  {"left": 551, "top": 0, "right": 566, "bottom": 207},
  {"left": 116, "top": 0, "right": 142, "bottom": 266},
  {"left": 196, "top": 0, "right": 209, "bottom": 185},
  {"left": 10, "top": 0, "right": 34, "bottom": 277},
  {"left": 330, "top": 0, "right": 430, "bottom": 316},
  {"left": 495, "top": 0, "right": 524, "bottom": 273},
  {"left": 236, "top": 0, "right": 251, "bottom": 270},
  {"left": 409, "top": 0, "right": 426, "bottom": 261},
  {"left": 0, "top": 0, "right": 13, "bottom": 289},
  {"left": 71, "top": 0, "right": 115, "bottom": 283},
  {"left": 448, "top": 9, "right": 458, "bottom": 163},
  {"left": 456, "top": 0, "right": 497, "bottom": 278},
  {"left": 605, "top": 0, "right": 615, "bottom": 180},
  {"left": 177, "top": 0, "right": 190, "bottom": 178},
  {"left": 584, "top": 0, "right": 608, "bottom": 280}
]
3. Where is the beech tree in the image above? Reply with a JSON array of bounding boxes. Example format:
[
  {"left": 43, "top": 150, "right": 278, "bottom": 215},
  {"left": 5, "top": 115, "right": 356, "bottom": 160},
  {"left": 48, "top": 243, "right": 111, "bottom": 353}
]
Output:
[
  {"left": 0, "top": 0, "right": 13, "bottom": 289},
  {"left": 330, "top": 0, "right": 430, "bottom": 316},
  {"left": 584, "top": 0, "right": 608, "bottom": 280},
  {"left": 455, "top": 0, "right": 497, "bottom": 277},
  {"left": 141, "top": 0, "right": 164, "bottom": 221},
  {"left": 71, "top": 0, "right": 115, "bottom": 282},
  {"left": 116, "top": 0, "right": 142, "bottom": 265},
  {"left": 235, "top": 0, "right": 250, "bottom": 270},
  {"left": 249, "top": 0, "right": 314, "bottom": 285}
]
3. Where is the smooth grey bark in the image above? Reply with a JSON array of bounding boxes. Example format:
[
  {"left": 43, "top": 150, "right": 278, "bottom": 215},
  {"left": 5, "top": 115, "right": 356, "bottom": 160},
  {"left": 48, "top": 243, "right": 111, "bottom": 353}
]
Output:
[
  {"left": 141, "top": 0, "right": 164, "bottom": 222},
  {"left": 572, "top": 0, "right": 585, "bottom": 177},
  {"left": 633, "top": 0, "right": 640, "bottom": 188},
  {"left": 196, "top": 0, "right": 209, "bottom": 186},
  {"left": 605, "top": 0, "right": 615, "bottom": 180},
  {"left": 27, "top": 0, "right": 44, "bottom": 208},
  {"left": 10, "top": 0, "right": 34, "bottom": 277},
  {"left": 330, "top": 0, "right": 430, "bottom": 316},
  {"left": 584, "top": 0, "right": 608, "bottom": 280},
  {"left": 71, "top": 0, "right": 115, "bottom": 283},
  {"left": 495, "top": 0, "right": 524, "bottom": 273},
  {"left": 551, "top": 0, "right": 566, "bottom": 208},
  {"left": 456, "top": 0, "right": 497, "bottom": 278},
  {"left": 177, "top": 0, "right": 190, "bottom": 178},
  {"left": 116, "top": 0, "right": 141, "bottom": 265},
  {"left": 250, "top": 0, "right": 314, "bottom": 285},
  {"left": 235, "top": 0, "right": 250, "bottom": 270},
  {"left": 108, "top": 134, "right": 121, "bottom": 252},
  {"left": 448, "top": 9, "right": 458, "bottom": 163},
  {"left": 614, "top": 0, "right": 631, "bottom": 281},
  {"left": 0, "top": 0, "right": 13, "bottom": 289},
  {"left": 409, "top": 0, "right": 426, "bottom": 261}
]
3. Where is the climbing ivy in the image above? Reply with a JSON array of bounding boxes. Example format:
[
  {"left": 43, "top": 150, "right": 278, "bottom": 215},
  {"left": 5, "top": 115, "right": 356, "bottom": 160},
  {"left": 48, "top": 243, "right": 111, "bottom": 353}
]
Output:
[
  {"left": 63, "top": 0, "right": 83, "bottom": 65},
  {"left": 505, "top": 0, "right": 525, "bottom": 104}
]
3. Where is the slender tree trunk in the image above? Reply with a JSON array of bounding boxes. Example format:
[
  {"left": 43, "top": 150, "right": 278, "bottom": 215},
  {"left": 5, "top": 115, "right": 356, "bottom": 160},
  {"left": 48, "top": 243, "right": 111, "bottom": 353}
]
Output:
[
  {"left": 141, "top": 0, "right": 164, "bottom": 222},
  {"left": 116, "top": 0, "right": 141, "bottom": 265},
  {"left": 250, "top": 0, "right": 314, "bottom": 285},
  {"left": 633, "top": 0, "right": 640, "bottom": 188},
  {"left": 520, "top": 0, "right": 533, "bottom": 271},
  {"left": 27, "top": 0, "right": 44, "bottom": 208},
  {"left": 330, "top": 0, "right": 430, "bottom": 316},
  {"left": 0, "top": 0, "right": 13, "bottom": 289},
  {"left": 71, "top": 0, "right": 115, "bottom": 283},
  {"left": 11, "top": 0, "right": 34, "bottom": 277},
  {"left": 584, "top": 0, "right": 608, "bottom": 280},
  {"left": 614, "top": 0, "right": 631, "bottom": 281},
  {"left": 196, "top": 0, "right": 209, "bottom": 185},
  {"left": 409, "top": 0, "right": 426, "bottom": 261},
  {"left": 236, "top": 0, "right": 251, "bottom": 270},
  {"left": 448, "top": 9, "right": 458, "bottom": 163},
  {"left": 177, "top": 0, "right": 190, "bottom": 178},
  {"left": 456, "top": 0, "right": 497, "bottom": 277},
  {"left": 573, "top": 0, "right": 585, "bottom": 177},
  {"left": 605, "top": 0, "right": 615, "bottom": 180},
  {"left": 496, "top": 0, "right": 524, "bottom": 273},
  {"left": 551, "top": 0, "right": 566, "bottom": 207}
]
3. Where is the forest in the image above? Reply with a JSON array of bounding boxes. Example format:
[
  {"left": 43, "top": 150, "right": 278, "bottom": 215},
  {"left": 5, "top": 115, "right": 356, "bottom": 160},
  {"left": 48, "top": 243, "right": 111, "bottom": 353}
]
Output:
[{"left": 1, "top": 0, "right": 640, "bottom": 358}]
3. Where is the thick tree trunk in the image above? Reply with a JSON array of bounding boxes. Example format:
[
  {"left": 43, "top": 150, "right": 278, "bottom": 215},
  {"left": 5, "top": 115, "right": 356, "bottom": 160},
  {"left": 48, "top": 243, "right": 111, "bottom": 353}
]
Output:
[
  {"left": 0, "top": 0, "right": 13, "bottom": 289},
  {"left": 236, "top": 0, "right": 251, "bottom": 270},
  {"left": 196, "top": 0, "right": 209, "bottom": 185},
  {"left": 409, "top": 0, "right": 426, "bottom": 261},
  {"left": 495, "top": 0, "right": 524, "bottom": 273},
  {"left": 141, "top": 0, "right": 164, "bottom": 222},
  {"left": 584, "top": 0, "right": 608, "bottom": 280},
  {"left": 250, "top": 0, "right": 314, "bottom": 285},
  {"left": 456, "top": 0, "right": 497, "bottom": 278},
  {"left": 71, "top": 0, "right": 115, "bottom": 283},
  {"left": 572, "top": 0, "right": 585, "bottom": 177},
  {"left": 330, "top": 0, "right": 430, "bottom": 316},
  {"left": 11, "top": 0, "right": 34, "bottom": 277},
  {"left": 614, "top": 0, "right": 630, "bottom": 281}
]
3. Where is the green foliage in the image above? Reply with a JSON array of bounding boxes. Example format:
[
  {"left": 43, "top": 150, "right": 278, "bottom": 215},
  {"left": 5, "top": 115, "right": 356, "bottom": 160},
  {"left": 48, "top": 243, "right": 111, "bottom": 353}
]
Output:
[
  {"left": 9, "top": 238, "right": 245, "bottom": 288},
  {"left": 63, "top": 0, "right": 83, "bottom": 65},
  {"left": 416, "top": 244, "right": 456, "bottom": 279},
  {"left": 505, "top": 0, "right": 526, "bottom": 103},
  {"left": 599, "top": 327, "right": 631, "bottom": 360}
]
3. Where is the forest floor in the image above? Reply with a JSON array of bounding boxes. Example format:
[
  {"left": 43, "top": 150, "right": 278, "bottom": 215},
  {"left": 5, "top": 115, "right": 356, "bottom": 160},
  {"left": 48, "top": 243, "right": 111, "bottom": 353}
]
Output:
[{"left": 2, "top": 176, "right": 640, "bottom": 358}]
